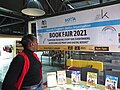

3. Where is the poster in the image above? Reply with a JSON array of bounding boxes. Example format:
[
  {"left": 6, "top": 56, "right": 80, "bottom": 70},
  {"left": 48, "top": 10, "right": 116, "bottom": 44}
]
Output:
[{"left": 0, "top": 38, "right": 14, "bottom": 60}]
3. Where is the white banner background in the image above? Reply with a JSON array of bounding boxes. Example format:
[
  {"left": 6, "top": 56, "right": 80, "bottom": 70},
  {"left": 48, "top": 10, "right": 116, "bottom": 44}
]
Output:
[{"left": 36, "top": 3, "right": 120, "bottom": 52}]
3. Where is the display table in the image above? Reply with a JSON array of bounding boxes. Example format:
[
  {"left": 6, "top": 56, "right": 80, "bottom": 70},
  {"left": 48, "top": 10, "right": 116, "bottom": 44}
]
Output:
[{"left": 44, "top": 78, "right": 120, "bottom": 90}]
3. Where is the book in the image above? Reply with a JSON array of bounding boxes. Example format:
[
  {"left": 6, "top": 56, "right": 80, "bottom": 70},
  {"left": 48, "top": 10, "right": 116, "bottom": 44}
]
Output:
[
  {"left": 71, "top": 70, "right": 81, "bottom": 84},
  {"left": 78, "top": 85, "right": 87, "bottom": 90},
  {"left": 47, "top": 72, "right": 57, "bottom": 87},
  {"left": 57, "top": 70, "right": 66, "bottom": 85},
  {"left": 105, "top": 75, "right": 118, "bottom": 90},
  {"left": 88, "top": 87, "right": 100, "bottom": 90},
  {"left": 87, "top": 72, "right": 97, "bottom": 87},
  {"left": 64, "top": 84, "right": 86, "bottom": 90}
]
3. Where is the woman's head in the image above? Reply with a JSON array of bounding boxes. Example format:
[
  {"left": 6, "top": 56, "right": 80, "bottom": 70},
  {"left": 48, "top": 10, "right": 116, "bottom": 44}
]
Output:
[{"left": 21, "top": 34, "right": 38, "bottom": 52}]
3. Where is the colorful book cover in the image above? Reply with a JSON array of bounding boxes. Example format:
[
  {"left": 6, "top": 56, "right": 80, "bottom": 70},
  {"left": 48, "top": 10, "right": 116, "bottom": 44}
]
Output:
[
  {"left": 105, "top": 75, "right": 118, "bottom": 90},
  {"left": 57, "top": 70, "right": 66, "bottom": 85},
  {"left": 87, "top": 72, "right": 97, "bottom": 87},
  {"left": 47, "top": 72, "right": 57, "bottom": 87},
  {"left": 71, "top": 70, "right": 81, "bottom": 84}
]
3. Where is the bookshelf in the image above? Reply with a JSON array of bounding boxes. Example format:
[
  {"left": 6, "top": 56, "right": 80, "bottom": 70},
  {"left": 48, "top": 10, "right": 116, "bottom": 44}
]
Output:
[{"left": 14, "top": 40, "right": 23, "bottom": 56}]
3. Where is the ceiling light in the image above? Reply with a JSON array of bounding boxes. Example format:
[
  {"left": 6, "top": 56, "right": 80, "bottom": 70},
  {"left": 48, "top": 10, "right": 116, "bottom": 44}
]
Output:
[
  {"left": 21, "top": 0, "right": 45, "bottom": 16},
  {"left": 67, "top": 4, "right": 75, "bottom": 9}
]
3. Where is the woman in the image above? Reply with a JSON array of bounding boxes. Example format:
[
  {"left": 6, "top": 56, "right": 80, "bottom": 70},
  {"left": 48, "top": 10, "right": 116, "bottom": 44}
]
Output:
[{"left": 2, "top": 34, "right": 43, "bottom": 90}]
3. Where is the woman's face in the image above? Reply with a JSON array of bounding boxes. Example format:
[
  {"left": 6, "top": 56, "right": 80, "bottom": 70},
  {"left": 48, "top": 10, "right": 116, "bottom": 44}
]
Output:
[{"left": 31, "top": 38, "right": 38, "bottom": 52}]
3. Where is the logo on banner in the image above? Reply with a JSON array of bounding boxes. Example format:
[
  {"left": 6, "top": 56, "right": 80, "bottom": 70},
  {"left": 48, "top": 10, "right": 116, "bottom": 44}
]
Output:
[
  {"left": 65, "top": 17, "right": 76, "bottom": 23},
  {"left": 102, "top": 26, "right": 116, "bottom": 31},
  {"left": 95, "top": 9, "right": 109, "bottom": 20},
  {"left": 101, "top": 26, "right": 117, "bottom": 44},
  {"left": 41, "top": 20, "right": 47, "bottom": 28}
]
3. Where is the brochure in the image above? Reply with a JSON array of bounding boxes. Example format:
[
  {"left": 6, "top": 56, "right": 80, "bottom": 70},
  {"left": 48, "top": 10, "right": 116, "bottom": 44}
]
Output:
[
  {"left": 47, "top": 72, "right": 57, "bottom": 87},
  {"left": 64, "top": 84, "right": 86, "bottom": 90},
  {"left": 71, "top": 70, "right": 81, "bottom": 84},
  {"left": 49, "top": 87, "right": 62, "bottom": 90},
  {"left": 88, "top": 87, "right": 100, "bottom": 90},
  {"left": 87, "top": 72, "right": 97, "bottom": 87},
  {"left": 105, "top": 75, "right": 118, "bottom": 90},
  {"left": 57, "top": 70, "right": 66, "bottom": 85}
]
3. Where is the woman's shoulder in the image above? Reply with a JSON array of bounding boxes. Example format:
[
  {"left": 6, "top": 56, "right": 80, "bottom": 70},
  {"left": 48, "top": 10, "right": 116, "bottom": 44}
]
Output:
[{"left": 12, "top": 54, "right": 25, "bottom": 64}]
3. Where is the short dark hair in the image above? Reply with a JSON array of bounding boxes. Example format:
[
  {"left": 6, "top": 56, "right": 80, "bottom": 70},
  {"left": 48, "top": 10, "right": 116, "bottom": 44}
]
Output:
[{"left": 21, "top": 34, "right": 36, "bottom": 48}]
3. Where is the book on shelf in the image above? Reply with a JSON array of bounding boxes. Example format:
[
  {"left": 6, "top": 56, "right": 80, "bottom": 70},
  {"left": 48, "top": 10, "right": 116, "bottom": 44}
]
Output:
[
  {"left": 71, "top": 70, "right": 81, "bottom": 84},
  {"left": 105, "top": 75, "right": 118, "bottom": 90},
  {"left": 57, "top": 70, "right": 66, "bottom": 85},
  {"left": 47, "top": 72, "right": 57, "bottom": 87},
  {"left": 87, "top": 72, "right": 97, "bottom": 87}
]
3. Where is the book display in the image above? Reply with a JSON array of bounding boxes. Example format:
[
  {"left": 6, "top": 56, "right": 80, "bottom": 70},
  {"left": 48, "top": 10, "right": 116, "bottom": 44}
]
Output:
[
  {"left": 87, "top": 72, "right": 97, "bottom": 87},
  {"left": 45, "top": 70, "right": 120, "bottom": 90},
  {"left": 105, "top": 75, "right": 118, "bottom": 90},
  {"left": 57, "top": 70, "right": 66, "bottom": 85}
]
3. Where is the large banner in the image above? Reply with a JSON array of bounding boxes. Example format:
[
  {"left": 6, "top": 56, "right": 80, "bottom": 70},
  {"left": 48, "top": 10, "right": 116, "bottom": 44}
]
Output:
[{"left": 36, "top": 3, "right": 120, "bottom": 52}]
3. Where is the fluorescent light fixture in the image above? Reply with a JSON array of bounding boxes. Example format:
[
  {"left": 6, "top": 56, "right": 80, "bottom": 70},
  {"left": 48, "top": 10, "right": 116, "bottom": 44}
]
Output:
[{"left": 67, "top": 4, "right": 75, "bottom": 9}]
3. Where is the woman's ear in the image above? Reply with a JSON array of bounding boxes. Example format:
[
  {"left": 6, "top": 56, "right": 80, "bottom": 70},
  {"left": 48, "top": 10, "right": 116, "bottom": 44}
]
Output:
[
  {"left": 28, "top": 42, "right": 33, "bottom": 47},
  {"left": 31, "top": 43, "right": 34, "bottom": 47}
]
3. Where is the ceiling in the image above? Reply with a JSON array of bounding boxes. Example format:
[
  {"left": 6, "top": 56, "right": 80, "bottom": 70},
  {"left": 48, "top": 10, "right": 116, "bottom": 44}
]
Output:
[{"left": 0, "top": 0, "right": 117, "bottom": 35}]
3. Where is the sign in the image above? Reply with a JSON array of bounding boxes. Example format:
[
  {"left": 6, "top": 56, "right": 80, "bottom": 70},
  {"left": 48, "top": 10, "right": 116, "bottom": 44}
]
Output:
[
  {"left": 38, "top": 45, "right": 94, "bottom": 51},
  {"left": 95, "top": 47, "right": 109, "bottom": 51},
  {"left": 36, "top": 3, "right": 120, "bottom": 52}
]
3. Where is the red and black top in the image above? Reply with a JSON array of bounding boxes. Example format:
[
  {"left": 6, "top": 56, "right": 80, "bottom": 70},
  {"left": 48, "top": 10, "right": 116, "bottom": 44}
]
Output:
[{"left": 2, "top": 49, "right": 42, "bottom": 90}]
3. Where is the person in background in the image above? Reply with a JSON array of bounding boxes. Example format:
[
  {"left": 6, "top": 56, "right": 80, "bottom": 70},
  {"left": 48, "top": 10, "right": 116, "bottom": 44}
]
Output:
[{"left": 2, "top": 34, "right": 43, "bottom": 90}]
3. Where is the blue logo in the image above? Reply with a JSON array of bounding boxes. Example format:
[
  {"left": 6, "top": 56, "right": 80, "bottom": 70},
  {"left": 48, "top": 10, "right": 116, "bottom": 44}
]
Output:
[{"left": 65, "top": 17, "right": 76, "bottom": 23}]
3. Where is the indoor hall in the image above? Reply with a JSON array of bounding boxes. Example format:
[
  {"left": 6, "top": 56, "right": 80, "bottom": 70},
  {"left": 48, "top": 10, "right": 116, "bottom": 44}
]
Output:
[{"left": 0, "top": 0, "right": 120, "bottom": 90}]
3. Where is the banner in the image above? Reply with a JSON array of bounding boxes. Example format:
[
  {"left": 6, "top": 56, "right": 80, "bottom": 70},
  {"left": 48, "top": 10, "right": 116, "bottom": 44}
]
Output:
[{"left": 36, "top": 3, "right": 120, "bottom": 52}]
